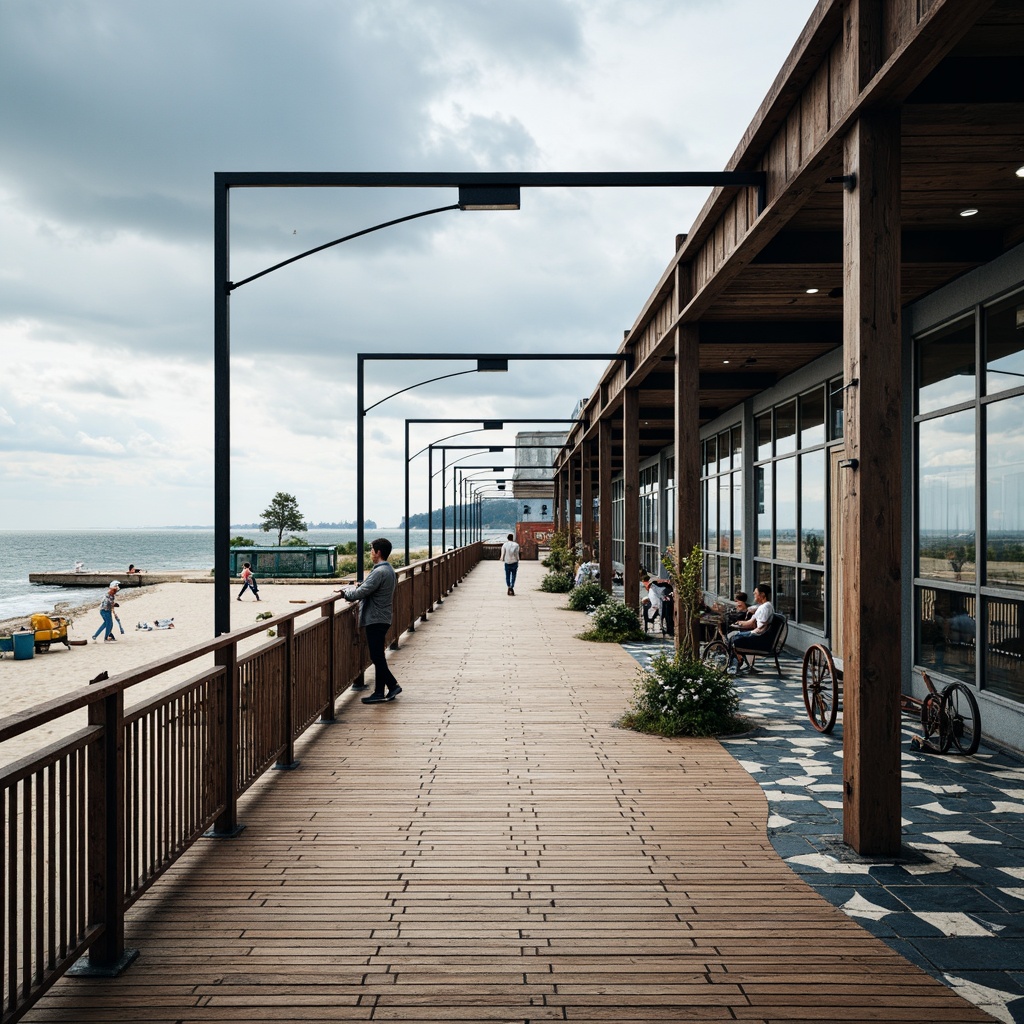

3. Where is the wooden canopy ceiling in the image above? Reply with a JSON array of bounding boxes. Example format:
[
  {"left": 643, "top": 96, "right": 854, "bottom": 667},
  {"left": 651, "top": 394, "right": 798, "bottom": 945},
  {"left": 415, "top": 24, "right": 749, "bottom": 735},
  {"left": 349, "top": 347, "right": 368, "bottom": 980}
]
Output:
[{"left": 572, "top": 1, "right": 1024, "bottom": 478}]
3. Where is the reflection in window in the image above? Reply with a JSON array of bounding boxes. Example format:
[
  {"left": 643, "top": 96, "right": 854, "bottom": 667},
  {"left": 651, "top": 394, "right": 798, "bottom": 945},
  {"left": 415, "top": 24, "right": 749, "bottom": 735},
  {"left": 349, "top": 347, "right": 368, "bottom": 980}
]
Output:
[
  {"left": 985, "top": 595, "right": 1024, "bottom": 703},
  {"left": 773, "top": 565, "right": 796, "bottom": 621},
  {"left": 706, "top": 475, "right": 718, "bottom": 553},
  {"left": 987, "top": 395, "right": 1024, "bottom": 591},
  {"left": 916, "top": 586, "right": 976, "bottom": 686},
  {"left": 985, "top": 293, "right": 1024, "bottom": 396},
  {"left": 800, "top": 450, "right": 825, "bottom": 565},
  {"left": 917, "top": 410, "right": 975, "bottom": 584},
  {"left": 718, "top": 431, "right": 731, "bottom": 474},
  {"left": 757, "top": 413, "right": 772, "bottom": 460},
  {"left": 800, "top": 388, "right": 825, "bottom": 448},
  {"left": 799, "top": 569, "right": 825, "bottom": 630},
  {"left": 775, "top": 457, "right": 796, "bottom": 563},
  {"left": 757, "top": 465, "right": 772, "bottom": 557},
  {"left": 776, "top": 401, "right": 797, "bottom": 455},
  {"left": 719, "top": 475, "right": 732, "bottom": 553},
  {"left": 829, "top": 377, "right": 845, "bottom": 440},
  {"left": 704, "top": 437, "right": 717, "bottom": 473},
  {"left": 732, "top": 472, "right": 743, "bottom": 558},
  {"left": 918, "top": 316, "right": 975, "bottom": 414},
  {"left": 731, "top": 427, "right": 743, "bottom": 469}
]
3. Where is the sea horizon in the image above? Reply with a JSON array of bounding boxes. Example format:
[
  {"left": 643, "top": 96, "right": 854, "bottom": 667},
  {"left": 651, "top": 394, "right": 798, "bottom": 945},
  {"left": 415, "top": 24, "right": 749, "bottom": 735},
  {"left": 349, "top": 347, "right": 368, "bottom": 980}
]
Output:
[{"left": 1, "top": 526, "right": 505, "bottom": 624}]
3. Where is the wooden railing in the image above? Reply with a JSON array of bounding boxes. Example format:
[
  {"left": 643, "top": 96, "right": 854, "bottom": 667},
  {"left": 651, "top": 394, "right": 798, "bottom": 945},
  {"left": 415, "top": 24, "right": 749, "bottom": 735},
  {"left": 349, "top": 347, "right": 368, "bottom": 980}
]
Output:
[{"left": 0, "top": 543, "right": 481, "bottom": 1024}]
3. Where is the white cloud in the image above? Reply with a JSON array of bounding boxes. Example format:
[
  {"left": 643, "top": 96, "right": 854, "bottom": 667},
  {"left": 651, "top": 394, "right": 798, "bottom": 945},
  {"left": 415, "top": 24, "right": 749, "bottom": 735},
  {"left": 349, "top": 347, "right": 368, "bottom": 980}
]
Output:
[{"left": 0, "top": 0, "right": 818, "bottom": 527}]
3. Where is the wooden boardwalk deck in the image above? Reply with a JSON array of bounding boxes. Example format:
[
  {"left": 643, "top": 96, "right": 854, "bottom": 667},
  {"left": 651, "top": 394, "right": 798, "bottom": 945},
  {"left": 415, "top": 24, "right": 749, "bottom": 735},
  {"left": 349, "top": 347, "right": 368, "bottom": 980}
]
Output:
[{"left": 26, "top": 561, "right": 991, "bottom": 1023}]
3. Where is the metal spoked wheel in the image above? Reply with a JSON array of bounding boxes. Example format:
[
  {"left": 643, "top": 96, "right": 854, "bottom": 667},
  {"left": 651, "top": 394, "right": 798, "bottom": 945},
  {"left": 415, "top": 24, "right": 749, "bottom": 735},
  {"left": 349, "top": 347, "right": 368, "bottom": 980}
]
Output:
[
  {"left": 920, "top": 691, "right": 953, "bottom": 754},
  {"left": 702, "top": 639, "right": 731, "bottom": 673},
  {"left": 801, "top": 643, "right": 839, "bottom": 733},
  {"left": 942, "top": 682, "right": 981, "bottom": 755}
]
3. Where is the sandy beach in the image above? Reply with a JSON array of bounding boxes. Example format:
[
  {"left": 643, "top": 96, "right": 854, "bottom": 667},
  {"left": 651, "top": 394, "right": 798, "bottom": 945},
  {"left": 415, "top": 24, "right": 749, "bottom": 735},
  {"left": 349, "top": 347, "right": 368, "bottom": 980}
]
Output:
[{"left": 0, "top": 578, "right": 349, "bottom": 767}]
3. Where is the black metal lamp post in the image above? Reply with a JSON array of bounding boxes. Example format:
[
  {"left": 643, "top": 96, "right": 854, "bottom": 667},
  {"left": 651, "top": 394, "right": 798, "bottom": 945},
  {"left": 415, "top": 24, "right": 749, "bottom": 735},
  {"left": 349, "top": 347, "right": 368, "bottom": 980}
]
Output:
[{"left": 214, "top": 170, "right": 766, "bottom": 636}]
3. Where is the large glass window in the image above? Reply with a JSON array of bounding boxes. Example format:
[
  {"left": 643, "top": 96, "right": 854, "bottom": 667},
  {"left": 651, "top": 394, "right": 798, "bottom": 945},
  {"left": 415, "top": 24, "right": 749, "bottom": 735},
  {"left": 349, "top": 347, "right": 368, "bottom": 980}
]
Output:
[
  {"left": 800, "top": 450, "right": 825, "bottom": 565},
  {"left": 917, "top": 410, "right": 976, "bottom": 585},
  {"left": 639, "top": 464, "right": 660, "bottom": 575},
  {"left": 985, "top": 294, "right": 1024, "bottom": 396},
  {"left": 701, "top": 428, "right": 742, "bottom": 595},
  {"left": 918, "top": 315, "right": 975, "bottom": 414},
  {"left": 985, "top": 595, "right": 1024, "bottom": 702},
  {"left": 612, "top": 479, "right": 624, "bottom": 566},
  {"left": 987, "top": 395, "right": 1024, "bottom": 591},
  {"left": 914, "top": 288, "right": 1024, "bottom": 704},
  {"left": 748, "top": 383, "right": 837, "bottom": 634}
]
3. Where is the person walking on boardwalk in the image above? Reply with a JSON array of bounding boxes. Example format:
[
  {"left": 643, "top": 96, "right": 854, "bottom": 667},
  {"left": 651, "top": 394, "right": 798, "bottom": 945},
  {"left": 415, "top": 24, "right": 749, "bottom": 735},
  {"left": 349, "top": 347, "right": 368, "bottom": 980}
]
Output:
[
  {"left": 91, "top": 581, "right": 120, "bottom": 642},
  {"left": 340, "top": 537, "right": 402, "bottom": 705},
  {"left": 237, "top": 561, "right": 260, "bottom": 601},
  {"left": 500, "top": 532, "right": 520, "bottom": 596}
]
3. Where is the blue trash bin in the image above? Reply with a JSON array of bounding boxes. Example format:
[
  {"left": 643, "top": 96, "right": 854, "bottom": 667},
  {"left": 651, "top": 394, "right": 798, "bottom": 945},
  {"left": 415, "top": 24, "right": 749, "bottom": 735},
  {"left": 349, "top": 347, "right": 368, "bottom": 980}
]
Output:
[{"left": 12, "top": 631, "right": 35, "bottom": 660}]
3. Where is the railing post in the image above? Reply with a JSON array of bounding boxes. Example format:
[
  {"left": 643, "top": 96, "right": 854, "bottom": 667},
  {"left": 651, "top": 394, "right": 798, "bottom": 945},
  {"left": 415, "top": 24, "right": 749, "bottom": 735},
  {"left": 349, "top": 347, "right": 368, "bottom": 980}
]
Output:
[
  {"left": 320, "top": 599, "right": 337, "bottom": 724},
  {"left": 408, "top": 567, "right": 417, "bottom": 632},
  {"left": 276, "top": 618, "right": 299, "bottom": 769},
  {"left": 71, "top": 691, "right": 138, "bottom": 976},
  {"left": 208, "top": 640, "right": 244, "bottom": 837}
]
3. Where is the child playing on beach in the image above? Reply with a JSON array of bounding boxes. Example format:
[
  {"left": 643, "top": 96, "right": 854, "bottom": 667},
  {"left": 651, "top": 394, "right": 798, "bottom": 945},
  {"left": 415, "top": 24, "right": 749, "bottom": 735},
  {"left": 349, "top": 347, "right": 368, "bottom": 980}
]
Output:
[{"left": 237, "top": 562, "right": 260, "bottom": 601}]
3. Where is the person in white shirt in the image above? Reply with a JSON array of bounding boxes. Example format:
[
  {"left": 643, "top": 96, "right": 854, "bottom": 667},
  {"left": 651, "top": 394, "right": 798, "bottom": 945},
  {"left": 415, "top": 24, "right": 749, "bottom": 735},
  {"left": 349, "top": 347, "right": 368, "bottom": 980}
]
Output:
[
  {"left": 500, "top": 533, "right": 521, "bottom": 596},
  {"left": 726, "top": 583, "right": 775, "bottom": 671}
]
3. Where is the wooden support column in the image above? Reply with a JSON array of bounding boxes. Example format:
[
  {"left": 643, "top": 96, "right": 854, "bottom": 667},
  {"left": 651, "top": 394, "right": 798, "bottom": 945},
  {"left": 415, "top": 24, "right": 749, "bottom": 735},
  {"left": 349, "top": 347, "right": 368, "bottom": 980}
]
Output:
[
  {"left": 580, "top": 441, "right": 594, "bottom": 558},
  {"left": 598, "top": 418, "right": 613, "bottom": 593},
  {"left": 674, "top": 324, "right": 702, "bottom": 653},
  {"left": 841, "top": 109, "right": 902, "bottom": 857},
  {"left": 553, "top": 468, "right": 563, "bottom": 532},
  {"left": 567, "top": 452, "right": 577, "bottom": 545},
  {"left": 623, "top": 388, "right": 640, "bottom": 611}
]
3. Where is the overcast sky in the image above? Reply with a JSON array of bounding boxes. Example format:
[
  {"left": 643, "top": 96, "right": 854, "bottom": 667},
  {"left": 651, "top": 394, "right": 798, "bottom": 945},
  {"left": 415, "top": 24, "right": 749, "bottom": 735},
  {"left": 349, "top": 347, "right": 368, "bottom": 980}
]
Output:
[{"left": 0, "top": 0, "right": 817, "bottom": 530}]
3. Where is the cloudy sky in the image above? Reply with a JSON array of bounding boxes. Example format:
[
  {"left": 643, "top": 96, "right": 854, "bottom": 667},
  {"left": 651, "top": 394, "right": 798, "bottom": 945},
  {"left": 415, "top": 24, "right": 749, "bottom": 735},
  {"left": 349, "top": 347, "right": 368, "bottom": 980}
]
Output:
[{"left": 0, "top": 0, "right": 817, "bottom": 530}]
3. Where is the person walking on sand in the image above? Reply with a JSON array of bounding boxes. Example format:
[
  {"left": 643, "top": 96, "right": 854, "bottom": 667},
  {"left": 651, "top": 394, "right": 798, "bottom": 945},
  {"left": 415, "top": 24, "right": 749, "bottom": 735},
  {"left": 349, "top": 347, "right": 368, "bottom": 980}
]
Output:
[
  {"left": 91, "top": 581, "right": 120, "bottom": 642},
  {"left": 237, "top": 561, "right": 260, "bottom": 601},
  {"left": 339, "top": 537, "right": 401, "bottom": 705},
  {"left": 500, "top": 532, "right": 520, "bottom": 596}
]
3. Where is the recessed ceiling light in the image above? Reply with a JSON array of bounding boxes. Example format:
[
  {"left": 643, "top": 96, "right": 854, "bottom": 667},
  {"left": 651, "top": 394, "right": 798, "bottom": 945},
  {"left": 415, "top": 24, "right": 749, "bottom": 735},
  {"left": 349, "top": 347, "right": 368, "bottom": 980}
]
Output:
[
  {"left": 960, "top": 207, "right": 979, "bottom": 217},
  {"left": 722, "top": 359, "right": 730, "bottom": 365},
  {"left": 1016, "top": 165, "right": 1024, "bottom": 178},
  {"left": 805, "top": 288, "right": 820, "bottom": 294}
]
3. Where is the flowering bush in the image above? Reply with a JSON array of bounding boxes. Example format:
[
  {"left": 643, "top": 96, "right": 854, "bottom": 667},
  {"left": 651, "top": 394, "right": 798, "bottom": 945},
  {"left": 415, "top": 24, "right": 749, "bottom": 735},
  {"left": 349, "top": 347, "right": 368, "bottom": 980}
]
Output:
[
  {"left": 621, "top": 653, "right": 743, "bottom": 737},
  {"left": 577, "top": 599, "right": 643, "bottom": 642},
  {"left": 566, "top": 581, "right": 609, "bottom": 612}
]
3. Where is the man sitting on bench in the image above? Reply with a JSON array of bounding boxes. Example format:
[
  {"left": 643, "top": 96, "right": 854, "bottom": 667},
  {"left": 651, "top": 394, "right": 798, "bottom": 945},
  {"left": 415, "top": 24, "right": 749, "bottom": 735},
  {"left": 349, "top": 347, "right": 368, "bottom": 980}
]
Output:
[{"left": 727, "top": 583, "right": 774, "bottom": 672}]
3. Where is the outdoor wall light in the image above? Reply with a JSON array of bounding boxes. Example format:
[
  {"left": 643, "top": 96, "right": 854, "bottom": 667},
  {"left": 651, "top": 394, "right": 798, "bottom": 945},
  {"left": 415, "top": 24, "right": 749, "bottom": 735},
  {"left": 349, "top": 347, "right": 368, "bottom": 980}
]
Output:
[
  {"left": 960, "top": 208, "right": 979, "bottom": 217},
  {"left": 483, "top": 420, "right": 504, "bottom": 430},
  {"left": 458, "top": 185, "right": 521, "bottom": 210}
]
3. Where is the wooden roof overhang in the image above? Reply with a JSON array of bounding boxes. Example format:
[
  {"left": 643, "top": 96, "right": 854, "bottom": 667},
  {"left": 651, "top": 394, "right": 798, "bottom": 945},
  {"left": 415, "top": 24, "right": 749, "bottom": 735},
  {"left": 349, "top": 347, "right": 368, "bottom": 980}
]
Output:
[{"left": 556, "top": 0, "right": 1024, "bottom": 477}]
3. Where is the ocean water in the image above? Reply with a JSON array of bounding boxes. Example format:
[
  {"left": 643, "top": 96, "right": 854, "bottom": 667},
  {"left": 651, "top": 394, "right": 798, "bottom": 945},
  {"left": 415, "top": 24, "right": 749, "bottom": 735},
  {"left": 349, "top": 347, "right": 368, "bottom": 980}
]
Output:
[{"left": 0, "top": 528, "right": 446, "bottom": 623}]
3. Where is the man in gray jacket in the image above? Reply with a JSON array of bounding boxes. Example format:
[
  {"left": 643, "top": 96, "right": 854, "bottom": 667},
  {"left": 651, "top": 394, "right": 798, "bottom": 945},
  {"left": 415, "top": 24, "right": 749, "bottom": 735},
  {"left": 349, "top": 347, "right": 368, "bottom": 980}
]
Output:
[{"left": 341, "top": 537, "right": 402, "bottom": 704}]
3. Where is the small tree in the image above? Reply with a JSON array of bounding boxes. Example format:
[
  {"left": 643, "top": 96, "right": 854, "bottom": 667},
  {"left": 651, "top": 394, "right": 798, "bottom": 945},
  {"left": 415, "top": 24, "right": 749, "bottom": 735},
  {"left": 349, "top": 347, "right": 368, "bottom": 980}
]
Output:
[
  {"left": 260, "top": 491, "right": 307, "bottom": 545},
  {"left": 662, "top": 543, "right": 704, "bottom": 660}
]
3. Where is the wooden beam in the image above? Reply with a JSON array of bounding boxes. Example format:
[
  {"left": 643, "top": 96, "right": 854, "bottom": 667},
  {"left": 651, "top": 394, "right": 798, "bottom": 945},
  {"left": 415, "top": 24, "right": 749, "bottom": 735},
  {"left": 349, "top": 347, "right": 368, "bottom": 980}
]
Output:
[
  {"left": 675, "top": 325, "right": 702, "bottom": 655},
  {"left": 841, "top": 108, "right": 903, "bottom": 857}
]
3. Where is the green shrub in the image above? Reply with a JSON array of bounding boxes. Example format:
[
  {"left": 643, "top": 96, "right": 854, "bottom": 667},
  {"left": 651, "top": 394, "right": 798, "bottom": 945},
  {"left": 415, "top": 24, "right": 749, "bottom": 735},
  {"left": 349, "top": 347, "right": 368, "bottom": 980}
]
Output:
[
  {"left": 566, "top": 581, "right": 609, "bottom": 612},
  {"left": 577, "top": 600, "right": 643, "bottom": 642},
  {"left": 540, "top": 570, "right": 575, "bottom": 593},
  {"left": 542, "top": 528, "right": 579, "bottom": 574},
  {"left": 621, "top": 654, "right": 743, "bottom": 737}
]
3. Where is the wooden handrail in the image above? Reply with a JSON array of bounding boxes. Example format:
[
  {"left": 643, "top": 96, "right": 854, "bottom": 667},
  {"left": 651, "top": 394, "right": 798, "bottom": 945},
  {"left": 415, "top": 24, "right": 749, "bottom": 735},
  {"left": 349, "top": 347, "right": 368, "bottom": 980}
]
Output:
[{"left": 0, "top": 543, "right": 482, "bottom": 1024}]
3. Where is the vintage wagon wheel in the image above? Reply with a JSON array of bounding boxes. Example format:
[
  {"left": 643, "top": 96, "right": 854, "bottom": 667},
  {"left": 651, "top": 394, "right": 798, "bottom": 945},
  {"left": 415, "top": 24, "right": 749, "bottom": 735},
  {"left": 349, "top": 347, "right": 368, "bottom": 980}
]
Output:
[
  {"left": 701, "top": 639, "right": 731, "bottom": 672},
  {"left": 942, "top": 682, "right": 981, "bottom": 756},
  {"left": 920, "top": 691, "right": 953, "bottom": 754},
  {"left": 802, "top": 643, "right": 839, "bottom": 733}
]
